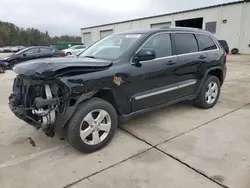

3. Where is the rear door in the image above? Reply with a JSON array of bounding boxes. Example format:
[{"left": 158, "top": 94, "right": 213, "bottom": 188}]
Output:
[
  {"left": 39, "top": 47, "right": 55, "bottom": 58},
  {"left": 172, "top": 33, "right": 208, "bottom": 98}
]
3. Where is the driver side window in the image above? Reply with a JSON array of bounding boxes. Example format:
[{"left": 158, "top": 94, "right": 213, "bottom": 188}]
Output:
[
  {"left": 141, "top": 33, "right": 172, "bottom": 58},
  {"left": 25, "top": 48, "right": 38, "bottom": 54}
]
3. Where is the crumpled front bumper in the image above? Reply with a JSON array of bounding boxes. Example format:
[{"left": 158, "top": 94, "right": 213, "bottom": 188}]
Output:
[{"left": 8, "top": 77, "right": 41, "bottom": 128}]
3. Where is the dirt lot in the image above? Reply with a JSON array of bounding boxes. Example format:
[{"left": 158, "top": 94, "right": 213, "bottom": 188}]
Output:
[{"left": 0, "top": 54, "right": 250, "bottom": 188}]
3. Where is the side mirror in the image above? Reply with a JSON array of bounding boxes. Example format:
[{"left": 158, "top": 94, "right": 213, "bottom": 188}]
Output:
[
  {"left": 132, "top": 49, "right": 156, "bottom": 64},
  {"left": 22, "top": 53, "right": 26, "bottom": 57}
]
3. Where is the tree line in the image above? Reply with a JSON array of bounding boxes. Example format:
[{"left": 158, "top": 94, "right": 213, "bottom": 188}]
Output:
[{"left": 0, "top": 21, "right": 81, "bottom": 47}]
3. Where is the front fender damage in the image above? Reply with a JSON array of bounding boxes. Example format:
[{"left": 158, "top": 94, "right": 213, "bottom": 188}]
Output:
[{"left": 55, "top": 90, "right": 97, "bottom": 132}]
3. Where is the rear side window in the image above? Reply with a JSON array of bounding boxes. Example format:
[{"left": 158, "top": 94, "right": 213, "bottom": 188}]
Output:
[
  {"left": 196, "top": 34, "right": 217, "bottom": 51},
  {"left": 174, "top": 33, "right": 198, "bottom": 55},
  {"left": 40, "top": 47, "right": 53, "bottom": 53},
  {"left": 141, "top": 33, "right": 172, "bottom": 58}
]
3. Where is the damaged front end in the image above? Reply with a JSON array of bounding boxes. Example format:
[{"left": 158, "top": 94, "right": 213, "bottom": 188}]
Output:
[
  {"left": 9, "top": 57, "right": 113, "bottom": 137},
  {"left": 9, "top": 75, "right": 69, "bottom": 137}
]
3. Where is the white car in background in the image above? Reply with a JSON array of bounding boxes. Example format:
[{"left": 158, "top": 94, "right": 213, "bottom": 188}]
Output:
[{"left": 62, "top": 45, "right": 87, "bottom": 56}]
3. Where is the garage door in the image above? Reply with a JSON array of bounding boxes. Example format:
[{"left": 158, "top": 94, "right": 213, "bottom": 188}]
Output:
[
  {"left": 151, "top": 22, "right": 171, "bottom": 28},
  {"left": 100, "top": 30, "right": 113, "bottom": 39},
  {"left": 82, "top": 32, "right": 92, "bottom": 46},
  {"left": 242, "top": 3, "right": 250, "bottom": 54}
]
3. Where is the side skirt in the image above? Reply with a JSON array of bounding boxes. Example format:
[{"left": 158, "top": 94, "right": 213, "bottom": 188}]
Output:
[{"left": 119, "top": 95, "right": 196, "bottom": 123}]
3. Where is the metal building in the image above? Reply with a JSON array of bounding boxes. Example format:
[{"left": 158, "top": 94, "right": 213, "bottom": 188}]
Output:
[{"left": 81, "top": 0, "right": 250, "bottom": 54}]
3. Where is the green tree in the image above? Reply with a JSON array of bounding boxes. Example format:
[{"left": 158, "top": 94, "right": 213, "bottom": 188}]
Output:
[{"left": 0, "top": 21, "right": 81, "bottom": 47}]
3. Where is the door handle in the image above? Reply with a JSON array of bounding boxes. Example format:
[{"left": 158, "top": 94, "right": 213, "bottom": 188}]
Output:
[
  {"left": 166, "top": 60, "right": 176, "bottom": 65},
  {"left": 199, "top": 55, "right": 207, "bottom": 59}
]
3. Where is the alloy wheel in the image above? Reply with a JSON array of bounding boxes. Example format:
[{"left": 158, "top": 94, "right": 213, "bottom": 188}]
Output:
[
  {"left": 205, "top": 81, "right": 218, "bottom": 104},
  {"left": 79, "top": 109, "right": 111, "bottom": 145}
]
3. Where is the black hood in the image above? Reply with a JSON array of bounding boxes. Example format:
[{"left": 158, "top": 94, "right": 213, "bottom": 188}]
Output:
[{"left": 13, "top": 57, "right": 113, "bottom": 78}]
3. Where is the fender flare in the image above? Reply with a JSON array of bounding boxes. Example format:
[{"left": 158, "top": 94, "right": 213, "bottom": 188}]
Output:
[{"left": 196, "top": 66, "right": 224, "bottom": 95}]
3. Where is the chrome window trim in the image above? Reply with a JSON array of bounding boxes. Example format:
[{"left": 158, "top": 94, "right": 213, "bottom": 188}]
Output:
[
  {"left": 130, "top": 31, "right": 221, "bottom": 64},
  {"left": 173, "top": 32, "right": 220, "bottom": 56},
  {"left": 135, "top": 80, "right": 197, "bottom": 100},
  {"left": 176, "top": 49, "right": 219, "bottom": 57}
]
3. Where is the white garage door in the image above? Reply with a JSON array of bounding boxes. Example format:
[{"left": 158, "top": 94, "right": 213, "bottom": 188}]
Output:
[
  {"left": 82, "top": 32, "right": 92, "bottom": 46},
  {"left": 151, "top": 22, "right": 171, "bottom": 28},
  {"left": 100, "top": 30, "right": 113, "bottom": 39}
]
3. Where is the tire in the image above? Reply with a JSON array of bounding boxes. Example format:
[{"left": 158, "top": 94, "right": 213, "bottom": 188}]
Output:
[
  {"left": 9, "top": 60, "right": 19, "bottom": 69},
  {"left": 231, "top": 48, "right": 239, "bottom": 54},
  {"left": 66, "top": 52, "right": 71, "bottom": 56},
  {"left": 66, "top": 98, "right": 118, "bottom": 153},
  {"left": 194, "top": 75, "right": 221, "bottom": 109}
]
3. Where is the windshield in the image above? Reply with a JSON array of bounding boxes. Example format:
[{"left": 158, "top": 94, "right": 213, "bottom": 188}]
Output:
[
  {"left": 15, "top": 47, "right": 28, "bottom": 55},
  {"left": 79, "top": 33, "right": 143, "bottom": 60}
]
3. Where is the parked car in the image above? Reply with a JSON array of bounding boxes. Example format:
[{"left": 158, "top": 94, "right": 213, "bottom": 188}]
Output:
[
  {"left": 62, "top": 45, "right": 87, "bottom": 56},
  {"left": 3, "top": 46, "right": 65, "bottom": 68},
  {"left": 9, "top": 27, "right": 227, "bottom": 153}
]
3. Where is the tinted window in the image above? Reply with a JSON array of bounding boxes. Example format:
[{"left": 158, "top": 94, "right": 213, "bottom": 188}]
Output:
[
  {"left": 25, "top": 48, "right": 39, "bottom": 54},
  {"left": 196, "top": 34, "right": 217, "bottom": 51},
  {"left": 141, "top": 33, "right": 172, "bottom": 58},
  {"left": 175, "top": 33, "right": 198, "bottom": 55},
  {"left": 40, "top": 47, "right": 53, "bottom": 53}
]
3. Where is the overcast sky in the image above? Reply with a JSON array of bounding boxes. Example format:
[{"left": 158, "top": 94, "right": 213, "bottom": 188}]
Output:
[{"left": 0, "top": 0, "right": 238, "bottom": 36}]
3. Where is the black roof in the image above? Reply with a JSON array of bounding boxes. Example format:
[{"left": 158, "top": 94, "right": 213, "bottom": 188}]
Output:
[{"left": 81, "top": 0, "right": 244, "bottom": 30}]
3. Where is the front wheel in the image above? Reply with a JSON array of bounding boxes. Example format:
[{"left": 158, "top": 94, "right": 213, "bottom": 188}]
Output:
[
  {"left": 9, "top": 60, "right": 19, "bottom": 69},
  {"left": 194, "top": 75, "right": 221, "bottom": 109},
  {"left": 66, "top": 98, "right": 118, "bottom": 153}
]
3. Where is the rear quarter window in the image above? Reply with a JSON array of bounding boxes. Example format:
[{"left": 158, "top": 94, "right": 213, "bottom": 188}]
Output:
[
  {"left": 196, "top": 34, "right": 217, "bottom": 51},
  {"left": 174, "top": 33, "right": 198, "bottom": 55},
  {"left": 40, "top": 47, "right": 54, "bottom": 53}
]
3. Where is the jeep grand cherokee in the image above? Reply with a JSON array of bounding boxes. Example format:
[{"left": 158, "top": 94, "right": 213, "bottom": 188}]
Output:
[{"left": 9, "top": 27, "right": 227, "bottom": 153}]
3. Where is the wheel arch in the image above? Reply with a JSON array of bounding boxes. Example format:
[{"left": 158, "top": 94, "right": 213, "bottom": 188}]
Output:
[
  {"left": 208, "top": 68, "right": 224, "bottom": 86},
  {"left": 56, "top": 88, "right": 120, "bottom": 130},
  {"left": 196, "top": 67, "right": 224, "bottom": 96},
  {"left": 93, "top": 88, "right": 121, "bottom": 115}
]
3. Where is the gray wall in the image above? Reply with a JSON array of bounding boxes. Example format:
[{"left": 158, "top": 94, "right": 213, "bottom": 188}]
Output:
[{"left": 81, "top": 2, "right": 250, "bottom": 54}]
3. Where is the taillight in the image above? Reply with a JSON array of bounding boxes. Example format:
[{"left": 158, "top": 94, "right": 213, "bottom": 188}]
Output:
[
  {"left": 59, "top": 51, "right": 65, "bottom": 56},
  {"left": 224, "top": 51, "right": 228, "bottom": 57}
]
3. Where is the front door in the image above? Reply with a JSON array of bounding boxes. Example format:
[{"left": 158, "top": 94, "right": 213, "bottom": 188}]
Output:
[
  {"left": 39, "top": 47, "right": 54, "bottom": 58},
  {"left": 127, "top": 32, "right": 179, "bottom": 111},
  {"left": 23, "top": 48, "right": 40, "bottom": 61}
]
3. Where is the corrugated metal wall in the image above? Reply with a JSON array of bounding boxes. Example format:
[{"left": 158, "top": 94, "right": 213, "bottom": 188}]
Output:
[{"left": 81, "top": 2, "right": 250, "bottom": 54}]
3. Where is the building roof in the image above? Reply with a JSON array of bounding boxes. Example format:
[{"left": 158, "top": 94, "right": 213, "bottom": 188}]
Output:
[{"left": 81, "top": 0, "right": 244, "bottom": 30}]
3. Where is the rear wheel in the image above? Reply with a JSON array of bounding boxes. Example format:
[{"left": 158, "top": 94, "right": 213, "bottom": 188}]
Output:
[
  {"left": 66, "top": 98, "right": 117, "bottom": 153},
  {"left": 66, "top": 52, "right": 72, "bottom": 56},
  {"left": 194, "top": 75, "right": 221, "bottom": 109}
]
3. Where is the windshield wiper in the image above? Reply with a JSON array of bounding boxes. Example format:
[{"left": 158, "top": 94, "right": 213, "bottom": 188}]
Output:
[{"left": 83, "top": 55, "right": 96, "bottom": 59}]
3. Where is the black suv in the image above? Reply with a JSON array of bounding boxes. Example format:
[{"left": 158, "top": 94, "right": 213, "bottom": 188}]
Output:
[{"left": 9, "top": 27, "right": 227, "bottom": 153}]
